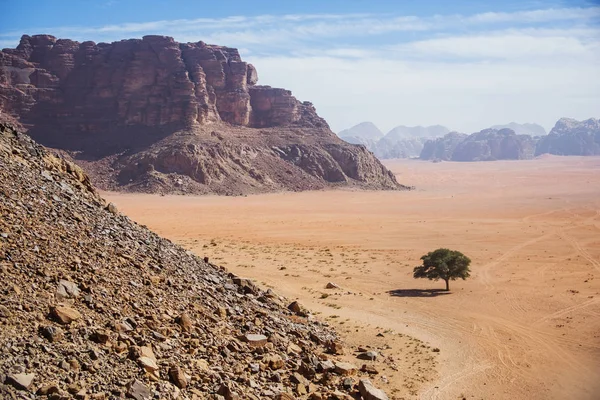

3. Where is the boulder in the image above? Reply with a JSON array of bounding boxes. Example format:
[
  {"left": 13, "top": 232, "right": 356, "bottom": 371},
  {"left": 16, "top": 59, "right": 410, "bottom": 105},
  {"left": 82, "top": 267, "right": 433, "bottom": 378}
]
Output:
[{"left": 358, "top": 379, "right": 389, "bottom": 400}]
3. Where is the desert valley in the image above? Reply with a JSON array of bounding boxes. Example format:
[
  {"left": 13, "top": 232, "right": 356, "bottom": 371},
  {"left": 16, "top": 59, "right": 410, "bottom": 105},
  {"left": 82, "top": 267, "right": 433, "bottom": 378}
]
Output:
[
  {"left": 106, "top": 156, "right": 600, "bottom": 400},
  {"left": 1, "top": 2, "right": 600, "bottom": 399}
]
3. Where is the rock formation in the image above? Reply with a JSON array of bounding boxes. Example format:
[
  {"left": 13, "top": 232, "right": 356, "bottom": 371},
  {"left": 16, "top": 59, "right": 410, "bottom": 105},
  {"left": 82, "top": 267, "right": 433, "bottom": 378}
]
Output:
[
  {"left": 450, "top": 128, "right": 537, "bottom": 161},
  {"left": 0, "top": 35, "right": 402, "bottom": 194},
  {"left": 339, "top": 122, "right": 450, "bottom": 160},
  {"left": 419, "top": 132, "right": 468, "bottom": 161},
  {"left": 535, "top": 117, "right": 600, "bottom": 156},
  {"left": 0, "top": 121, "right": 391, "bottom": 399},
  {"left": 419, "top": 129, "right": 537, "bottom": 161}
]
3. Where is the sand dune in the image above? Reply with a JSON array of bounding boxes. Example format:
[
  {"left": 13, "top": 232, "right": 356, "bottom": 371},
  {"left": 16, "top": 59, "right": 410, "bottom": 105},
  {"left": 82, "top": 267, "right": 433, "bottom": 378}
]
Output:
[{"left": 105, "top": 156, "right": 600, "bottom": 400}]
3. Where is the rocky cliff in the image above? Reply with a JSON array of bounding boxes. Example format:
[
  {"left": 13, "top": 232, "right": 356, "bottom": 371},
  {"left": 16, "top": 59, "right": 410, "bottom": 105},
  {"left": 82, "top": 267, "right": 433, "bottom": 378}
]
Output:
[
  {"left": 0, "top": 121, "right": 391, "bottom": 399},
  {"left": 0, "top": 35, "right": 402, "bottom": 194},
  {"left": 419, "top": 132, "right": 468, "bottom": 161},
  {"left": 451, "top": 129, "right": 537, "bottom": 161},
  {"left": 419, "top": 129, "right": 537, "bottom": 161},
  {"left": 535, "top": 118, "right": 600, "bottom": 156}
]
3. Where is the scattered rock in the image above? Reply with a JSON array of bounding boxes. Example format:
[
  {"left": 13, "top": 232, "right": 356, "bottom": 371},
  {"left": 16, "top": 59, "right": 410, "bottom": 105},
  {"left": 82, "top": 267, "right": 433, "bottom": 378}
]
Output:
[
  {"left": 334, "top": 362, "right": 358, "bottom": 376},
  {"left": 358, "top": 379, "right": 389, "bottom": 400},
  {"left": 177, "top": 312, "right": 193, "bottom": 332},
  {"left": 50, "top": 305, "right": 82, "bottom": 324},
  {"left": 327, "top": 340, "right": 345, "bottom": 355},
  {"left": 7, "top": 373, "right": 35, "bottom": 391},
  {"left": 361, "top": 364, "right": 379, "bottom": 375},
  {"left": 41, "top": 325, "right": 64, "bottom": 342},
  {"left": 263, "top": 354, "right": 285, "bottom": 370},
  {"left": 126, "top": 379, "right": 151, "bottom": 400},
  {"left": 325, "top": 282, "right": 340, "bottom": 289},
  {"left": 357, "top": 350, "right": 378, "bottom": 361},
  {"left": 168, "top": 365, "right": 188, "bottom": 389},
  {"left": 243, "top": 333, "right": 268, "bottom": 347}
]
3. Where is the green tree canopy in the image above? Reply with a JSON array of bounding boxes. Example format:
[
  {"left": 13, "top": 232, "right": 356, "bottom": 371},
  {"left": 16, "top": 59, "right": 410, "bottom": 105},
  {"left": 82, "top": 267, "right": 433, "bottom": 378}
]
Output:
[{"left": 413, "top": 248, "right": 471, "bottom": 291}]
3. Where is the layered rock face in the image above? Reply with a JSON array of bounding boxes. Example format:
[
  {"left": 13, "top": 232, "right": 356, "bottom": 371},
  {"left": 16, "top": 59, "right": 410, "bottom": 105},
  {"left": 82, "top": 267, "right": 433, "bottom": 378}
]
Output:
[
  {"left": 1, "top": 35, "right": 400, "bottom": 193},
  {"left": 0, "top": 122, "right": 391, "bottom": 399},
  {"left": 535, "top": 118, "right": 600, "bottom": 156}
]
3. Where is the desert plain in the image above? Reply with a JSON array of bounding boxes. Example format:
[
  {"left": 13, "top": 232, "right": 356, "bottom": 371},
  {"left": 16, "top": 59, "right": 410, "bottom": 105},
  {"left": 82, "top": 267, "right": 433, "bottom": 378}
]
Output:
[{"left": 105, "top": 156, "right": 600, "bottom": 400}]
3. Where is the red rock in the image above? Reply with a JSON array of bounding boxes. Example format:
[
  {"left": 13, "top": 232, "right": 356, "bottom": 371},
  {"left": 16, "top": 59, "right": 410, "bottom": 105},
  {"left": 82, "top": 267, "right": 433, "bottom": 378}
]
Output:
[{"left": 0, "top": 35, "right": 405, "bottom": 195}]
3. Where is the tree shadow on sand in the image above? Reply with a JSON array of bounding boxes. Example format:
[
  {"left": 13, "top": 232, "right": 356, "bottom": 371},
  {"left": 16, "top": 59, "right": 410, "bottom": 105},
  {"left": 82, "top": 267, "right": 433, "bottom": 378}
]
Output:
[{"left": 387, "top": 288, "right": 451, "bottom": 297}]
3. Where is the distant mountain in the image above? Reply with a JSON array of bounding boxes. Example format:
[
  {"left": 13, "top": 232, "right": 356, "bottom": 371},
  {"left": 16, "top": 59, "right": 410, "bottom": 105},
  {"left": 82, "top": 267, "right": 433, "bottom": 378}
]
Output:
[
  {"left": 338, "top": 123, "right": 451, "bottom": 159},
  {"left": 338, "top": 122, "right": 384, "bottom": 142},
  {"left": 490, "top": 122, "right": 546, "bottom": 136},
  {"left": 385, "top": 125, "right": 450, "bottom": 140},
  {"left": 420, "top": 132, "right": 468, "bottom": 161},
  {"left": 535, "top": 118, "right": 600, "bottom": 156},
  {"left": 373, "top": 137, "right": 430, "bottom": 159},
  {"left": 420, "top": 129, "right": 538, "bottom": 161},
  {"left": 451, "top": 129, "right": 537, "bottom": 161}
]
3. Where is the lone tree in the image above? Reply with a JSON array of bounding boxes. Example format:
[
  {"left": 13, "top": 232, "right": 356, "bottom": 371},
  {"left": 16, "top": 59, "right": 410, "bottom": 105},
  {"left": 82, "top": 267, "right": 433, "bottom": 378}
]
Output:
[{"left": 413, "top": 248, "right": 471, "bottom": 291}]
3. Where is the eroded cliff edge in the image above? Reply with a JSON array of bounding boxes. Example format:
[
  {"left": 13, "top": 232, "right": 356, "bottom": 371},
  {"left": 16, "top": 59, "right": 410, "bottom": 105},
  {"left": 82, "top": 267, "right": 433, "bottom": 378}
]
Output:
[{"left": 0, "top": 34, "right": 404, "bottom": 194}]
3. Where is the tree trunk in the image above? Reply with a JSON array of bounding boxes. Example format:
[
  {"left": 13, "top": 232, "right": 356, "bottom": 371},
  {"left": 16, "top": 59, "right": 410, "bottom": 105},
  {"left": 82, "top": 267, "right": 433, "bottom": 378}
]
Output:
[{"left": 445, "top": 279, "right": 450, "bottom": 291}]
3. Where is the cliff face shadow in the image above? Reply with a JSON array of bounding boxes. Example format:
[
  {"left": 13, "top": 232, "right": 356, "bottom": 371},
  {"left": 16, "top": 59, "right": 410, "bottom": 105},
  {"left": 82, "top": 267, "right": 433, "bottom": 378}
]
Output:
[{"left": 387, "top": 288, "right": 450, "bottom": 297}]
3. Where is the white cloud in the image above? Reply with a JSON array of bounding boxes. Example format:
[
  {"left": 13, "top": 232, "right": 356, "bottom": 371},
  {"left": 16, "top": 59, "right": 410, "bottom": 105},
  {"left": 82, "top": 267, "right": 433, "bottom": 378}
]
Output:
[
  {"left": 1, "top": 6, "right": 598, "bottom": 132},
  {"left": 394, "top": 29, "right": 600, "bottom": 61},
  {"left": 247, "top": 54, "right": 600, "bottom": 133}
]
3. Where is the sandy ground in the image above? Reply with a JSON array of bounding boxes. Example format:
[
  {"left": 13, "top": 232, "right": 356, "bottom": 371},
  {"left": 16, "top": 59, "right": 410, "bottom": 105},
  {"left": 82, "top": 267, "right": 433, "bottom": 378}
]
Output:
[{"left": 104, "top": 156, "right": 600, "bottom": 400}]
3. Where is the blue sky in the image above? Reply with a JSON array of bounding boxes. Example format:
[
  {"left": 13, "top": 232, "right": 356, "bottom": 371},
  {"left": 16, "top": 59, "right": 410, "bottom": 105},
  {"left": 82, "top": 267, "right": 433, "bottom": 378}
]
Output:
[{"left": 1, "top": 0, "right": 599, "bottom": 132}]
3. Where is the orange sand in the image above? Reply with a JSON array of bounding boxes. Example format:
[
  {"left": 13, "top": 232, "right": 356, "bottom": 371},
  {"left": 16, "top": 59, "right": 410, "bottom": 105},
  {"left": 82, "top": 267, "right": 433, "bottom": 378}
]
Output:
[{"left": 105, "top": 156, "right": 600, "bottom": 400}]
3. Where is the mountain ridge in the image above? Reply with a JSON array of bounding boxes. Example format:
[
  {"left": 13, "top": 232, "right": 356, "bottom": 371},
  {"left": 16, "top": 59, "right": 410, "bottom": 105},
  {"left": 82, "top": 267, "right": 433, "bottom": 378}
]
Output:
[{"left": 0, "top": 34, "right": 403, "bottom": 194}]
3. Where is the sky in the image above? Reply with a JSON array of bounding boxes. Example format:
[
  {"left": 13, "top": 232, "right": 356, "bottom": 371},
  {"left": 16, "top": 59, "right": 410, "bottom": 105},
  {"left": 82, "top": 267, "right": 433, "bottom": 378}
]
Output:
[{"left": 1, "top": 0, "right": 599, "bottom": 133}]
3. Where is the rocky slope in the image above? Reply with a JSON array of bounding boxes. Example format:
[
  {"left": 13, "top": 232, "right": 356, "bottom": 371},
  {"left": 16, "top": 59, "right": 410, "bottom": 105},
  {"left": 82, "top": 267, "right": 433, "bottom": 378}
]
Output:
[
  {"left": 0, "top": 122, "right": 391, "bottom": 399},
  {"left": 0, "top": 35, "right": 402, "bottom": 194},
  {"left": 535, "top": 118, "right": 600, "bottom": 156},
  {"left": 419, "top": 129, "right": 537, "bottom": 161}
]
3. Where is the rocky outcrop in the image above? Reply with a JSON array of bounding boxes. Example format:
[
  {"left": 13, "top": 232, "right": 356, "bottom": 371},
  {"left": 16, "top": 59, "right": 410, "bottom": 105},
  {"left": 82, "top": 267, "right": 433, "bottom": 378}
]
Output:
[
  {"left": 451, "top": 128, "right": 537, "bottom": 161},
  {"left": 1, "top": 122, "right": 392, "bottom": 399},
  {"left": 0, "top": 35, "right": 401, "bottom": 193},
  {"left": 535, "top": 118, "right": 600, "bottom": 156},
  {"left": 420, "top": 129, "right": 537, "bottom": 161},
  {"left": 419, "top": 132, "right": 468, "bottom": 161}
]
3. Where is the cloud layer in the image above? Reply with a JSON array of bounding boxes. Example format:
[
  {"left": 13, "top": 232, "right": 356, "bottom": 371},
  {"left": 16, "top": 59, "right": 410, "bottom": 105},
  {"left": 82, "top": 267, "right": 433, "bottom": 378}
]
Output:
[{"left": 1, "top": 7, "right": 599, "bottom": 132}]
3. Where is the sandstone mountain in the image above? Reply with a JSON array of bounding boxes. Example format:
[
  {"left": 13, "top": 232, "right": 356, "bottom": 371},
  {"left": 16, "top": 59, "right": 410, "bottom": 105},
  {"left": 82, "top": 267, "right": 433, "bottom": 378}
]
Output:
[
  {"left": 451, "top": 128, "right": 537, "bottom": 161},
  {"left": 0, "top": 35, "right": 402, "bottom": 194},
  {"left": 339, "top": 122, "right": 449, "bottom": 160},
  {"left": 535, "top": 117, "right": 600, "bottom": 156},
  {"left": 0, "top": 122, "right": 390, "bottom": 399},
  {"left": 419, "top": 128, "right": 537, "bottom": 161},
  {"left": 337, "top": 122, "right": 384, "bottom": 144},
  {"left": 490, "top": 122, "right": 546, "bottom": 137},
  {"left": 419, "top": 132, "right": 468, "bottom": 161}
]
